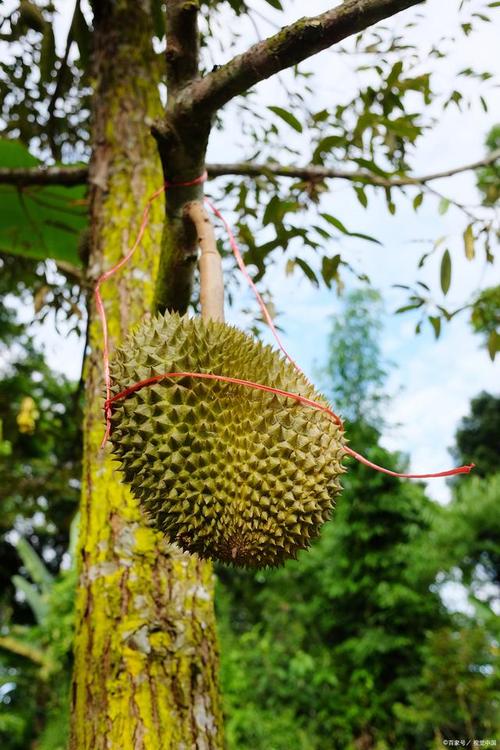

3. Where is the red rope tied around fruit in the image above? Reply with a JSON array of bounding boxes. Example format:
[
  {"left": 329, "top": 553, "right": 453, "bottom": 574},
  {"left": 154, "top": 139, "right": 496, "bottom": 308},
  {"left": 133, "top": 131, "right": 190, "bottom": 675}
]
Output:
[{"left": 95, "top": 174, "right": 475, "bottom": 480}]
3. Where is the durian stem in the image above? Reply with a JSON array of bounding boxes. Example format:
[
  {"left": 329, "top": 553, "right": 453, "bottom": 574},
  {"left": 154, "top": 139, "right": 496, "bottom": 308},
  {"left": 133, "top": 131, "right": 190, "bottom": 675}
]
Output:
[{"left": 185, "top": 201, "right": 225, "bottom": 323}]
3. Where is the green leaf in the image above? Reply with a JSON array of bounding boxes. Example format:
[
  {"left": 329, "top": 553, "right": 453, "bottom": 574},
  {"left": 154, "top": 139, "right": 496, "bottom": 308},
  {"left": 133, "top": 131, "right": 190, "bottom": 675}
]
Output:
[
  {"left": 350, "top": 231, "right": 381, "bottom": 245},
  {"left": 264, "top": 0, "right": 283, "bottom": 7},
  {"left": 0, "top": 635, "right": 49, "bottom": 667},
  {"left": 262, "top": 196, "right": 300, "bottom": 226},
  {"left": 320, "top": 213, "right": 381, "bottom": 244},
  {"left": 268, "top": 106, "right": 302, "bottom": 133},
  {"left": 321, "top": 213, "right": 349, "bottom": 234},
  {"left": 413, "top": 192, "right": 424, "bottom": 211},
  {"left": 312, "top": 109, "right": 329, "bottom": 123},
  {"left": 438, "top": 197, "right": 450, "bottom": 215},
  {"left": 386, "top": 61, "right": 403, "bottom": 88},
  {"left": 15, "top": 537, "right": 54, "bottom": 594},
  {"left": 487, "top": 331, "right": 500, "bottom": 360},
  {"left": 440, "top": 249, "right": 452, "bottom": 296},
  {"left": 354, "top": 158, "right": 390, "bottom": 178},
  {"left": 354, "top": 186, "right": 368, "bottom": 208},
  {"left": 312, "top": 135, "right": 343, "bottom": 163},
  {"left": 0, "top": 140, "right": 87, "bottom": 264},
  {"left": 463, "top": 224, "right": 475, "bottom": 260},
  {"left": 11, "top": 575, "right": 48, "bottom": 624},
  {"left": 294, "top": 257, "right": 318, "bottom": 286},
  {"left": 428, "top": 316, "right": 441, "bottom": 339},
  {"left": 395, "top": 301, "right": 424, "bottom": 313},
  {"left": 321, "top": 254, "right": 341, "bottom": 288}
]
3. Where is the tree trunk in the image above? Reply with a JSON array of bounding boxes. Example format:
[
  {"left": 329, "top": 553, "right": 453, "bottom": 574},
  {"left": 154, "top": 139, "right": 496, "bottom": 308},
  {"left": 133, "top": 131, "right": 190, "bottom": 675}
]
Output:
[{"left": 70, "top": 4, "right": 223, "bottom": 748}]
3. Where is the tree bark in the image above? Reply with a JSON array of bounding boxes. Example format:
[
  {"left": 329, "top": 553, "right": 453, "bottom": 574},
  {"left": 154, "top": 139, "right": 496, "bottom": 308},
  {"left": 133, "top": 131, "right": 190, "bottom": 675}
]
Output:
[{"left": 70, "top": 4, "right": 223, "bottom": 748}]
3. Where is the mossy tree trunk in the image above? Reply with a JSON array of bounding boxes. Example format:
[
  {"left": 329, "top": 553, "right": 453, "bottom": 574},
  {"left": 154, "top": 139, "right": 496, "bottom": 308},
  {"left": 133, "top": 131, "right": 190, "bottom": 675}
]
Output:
[{"left": 70, "top": 3, "right": 223, "bottom": 748}]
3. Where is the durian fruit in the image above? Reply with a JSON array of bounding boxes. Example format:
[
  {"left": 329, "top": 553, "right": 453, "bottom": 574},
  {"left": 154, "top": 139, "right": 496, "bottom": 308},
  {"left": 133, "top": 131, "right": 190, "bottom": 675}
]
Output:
[{"left": 109, "top": 312, "right": 345, "bottom": 568}]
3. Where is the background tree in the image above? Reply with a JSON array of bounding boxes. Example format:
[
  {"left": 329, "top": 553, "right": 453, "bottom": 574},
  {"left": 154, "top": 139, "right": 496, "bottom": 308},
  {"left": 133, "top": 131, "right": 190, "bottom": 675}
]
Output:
[
  {"left": 0, "top": 0, "right": 498, "bottom": 747},
  {"left": 317, "top": 288, "right": 387, "bottom": 426},
  {"left": 424, "top": 393, "right": 500, "bottom": 610},
  {"left": 402, "top": 392, "right": 500, "bottom": 746}
]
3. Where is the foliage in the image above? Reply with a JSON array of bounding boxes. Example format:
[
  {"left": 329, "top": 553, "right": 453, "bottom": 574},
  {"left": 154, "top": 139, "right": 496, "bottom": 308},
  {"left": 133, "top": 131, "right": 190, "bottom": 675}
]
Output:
[
  {"left": 470, "top": 286, "right": 500, "bottom": 361},
  {"left": 0, "top": 289, "right": 79, "bottom": 747},
  {"left": 477, "top": 125, "right": 500, "bottom": 206},
  {"left": 427, "top": 395, "right": 500, "bottom": 620},
  {"left": 396, "top": 624, "right": 499, "bottom": 745},
  {"left": 0, "top": 265, "right": 81, "bottom": 655},
  {"left": 0, "top": 318, "right": 81, "bottom": 543},
  {"left": 439, "top": 473, "right": 500, "bottom": 592},
  {"left": 452, "top": 391, "right": 500, "bottom": 477},
  {"left": 0, "top": 140, "right": 87, "bottom": 266},
  {"left": 0, "top": 0, "right": 91, "bottom": 162},
  {"left": 316, "top": 288, "right": 388, "bottom": 426},
  {"left": 0, "top": 533, "right": 76, "bottom": 750}
]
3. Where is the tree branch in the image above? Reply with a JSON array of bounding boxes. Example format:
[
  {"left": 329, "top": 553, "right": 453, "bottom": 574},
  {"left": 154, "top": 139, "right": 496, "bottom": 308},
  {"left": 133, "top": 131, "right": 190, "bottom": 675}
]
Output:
[
  {"left": 0, "top": 165, "right": 88, "bottom": 186},
  {"left": 1, "top": 149, "right": 498, "bottom": 189},
  {"left": 174, "top": 0, "right": 425, "bottom": 117},
  {"left": 206, "top": 148, "right": 500, "bottom": 187},
  {"left": 165, "top": 0, "right": 200, "bottom": 96}
]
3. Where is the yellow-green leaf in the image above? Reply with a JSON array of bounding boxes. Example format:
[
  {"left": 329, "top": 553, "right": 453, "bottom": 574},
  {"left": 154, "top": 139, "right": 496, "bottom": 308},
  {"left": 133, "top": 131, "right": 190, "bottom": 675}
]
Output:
[{"left": 463, "top": 224, "right": 475, "bottom": 260}]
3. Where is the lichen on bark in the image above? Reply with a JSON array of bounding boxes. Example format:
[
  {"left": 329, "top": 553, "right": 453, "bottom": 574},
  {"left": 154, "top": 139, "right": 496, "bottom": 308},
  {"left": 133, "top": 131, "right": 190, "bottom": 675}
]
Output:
[{"left": 70, "top": 4, "right": 223, "bottom": 748}]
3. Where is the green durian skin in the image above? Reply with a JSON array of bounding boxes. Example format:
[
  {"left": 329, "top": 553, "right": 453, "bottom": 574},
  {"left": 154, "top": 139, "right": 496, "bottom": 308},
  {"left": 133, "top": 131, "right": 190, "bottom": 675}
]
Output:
[{"left": 109, "top": 312, "right": 345, "bottom": 568}]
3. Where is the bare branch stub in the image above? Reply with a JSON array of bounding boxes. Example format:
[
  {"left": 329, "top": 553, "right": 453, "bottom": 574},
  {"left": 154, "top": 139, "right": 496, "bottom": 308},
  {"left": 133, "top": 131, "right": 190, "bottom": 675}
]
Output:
[{"left": 184, "top": 200, "right": 224, "bottom": 324}]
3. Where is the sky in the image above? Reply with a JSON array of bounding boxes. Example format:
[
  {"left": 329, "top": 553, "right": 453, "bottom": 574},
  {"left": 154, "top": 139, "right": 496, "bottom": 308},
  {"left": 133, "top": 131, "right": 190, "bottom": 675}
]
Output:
[{"left": 16, "top": 0, "right": 499, "bottom": 506}]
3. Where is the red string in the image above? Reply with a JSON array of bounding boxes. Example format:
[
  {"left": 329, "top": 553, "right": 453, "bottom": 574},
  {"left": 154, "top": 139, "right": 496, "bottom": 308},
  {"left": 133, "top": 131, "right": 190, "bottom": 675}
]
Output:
[
  {"left": 203, "top": 198, "right": 301, "bottom": 372},
  {"left": 95, "top": 172, "right": 208, "bottom": 446},
  {"left": 95, "top": 174, "right": 474, "bottom": 480}
]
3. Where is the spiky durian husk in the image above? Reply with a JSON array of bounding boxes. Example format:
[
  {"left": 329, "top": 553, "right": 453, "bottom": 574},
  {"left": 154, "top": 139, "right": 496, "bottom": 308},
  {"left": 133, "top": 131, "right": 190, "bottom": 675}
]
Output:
[{"left": 109, "top": 312, "right": 345, "bottom": 568}]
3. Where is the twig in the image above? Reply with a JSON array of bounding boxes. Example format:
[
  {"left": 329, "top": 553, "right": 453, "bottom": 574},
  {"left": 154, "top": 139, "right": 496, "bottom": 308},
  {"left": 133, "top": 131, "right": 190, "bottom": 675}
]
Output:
[{"left": 206, "top": 149, "right": 500, "bottom": 187}]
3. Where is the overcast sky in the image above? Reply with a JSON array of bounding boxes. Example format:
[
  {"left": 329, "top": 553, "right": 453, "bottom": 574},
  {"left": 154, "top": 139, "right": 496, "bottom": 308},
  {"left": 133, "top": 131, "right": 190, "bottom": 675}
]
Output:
[{"left": 18, "top": 0, "right": 499, "bottom": 505}]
